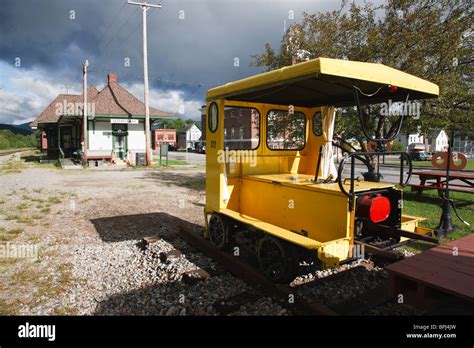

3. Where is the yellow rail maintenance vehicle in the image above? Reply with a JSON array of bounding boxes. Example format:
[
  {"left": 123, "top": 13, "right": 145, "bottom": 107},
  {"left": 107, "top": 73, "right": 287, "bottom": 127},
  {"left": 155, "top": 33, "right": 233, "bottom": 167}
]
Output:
[{"left": 204, "top": 57, "right": 439, "bottom": 283}]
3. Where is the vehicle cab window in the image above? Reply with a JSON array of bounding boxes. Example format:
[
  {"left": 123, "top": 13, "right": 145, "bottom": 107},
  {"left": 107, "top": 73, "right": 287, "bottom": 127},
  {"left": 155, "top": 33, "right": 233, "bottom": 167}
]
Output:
[
  {"left": 266, "top": 109, "right": 305, "bottom": 150},
  {"left": 224, "top": 106, "right": 260, "bottom": 150}
]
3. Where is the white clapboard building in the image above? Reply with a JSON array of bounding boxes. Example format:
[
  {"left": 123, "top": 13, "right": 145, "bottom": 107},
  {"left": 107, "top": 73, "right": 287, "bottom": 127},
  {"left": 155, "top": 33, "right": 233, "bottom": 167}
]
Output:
[{"left": 31, "top": 73, "right": 174, "bottom": 165}]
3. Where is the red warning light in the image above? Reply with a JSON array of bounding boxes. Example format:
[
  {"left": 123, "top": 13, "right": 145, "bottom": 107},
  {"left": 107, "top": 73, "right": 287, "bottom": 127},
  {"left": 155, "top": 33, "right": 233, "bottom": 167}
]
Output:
[
  {"left": 369, "top": 196, "right": 391, "bottom": 223},
  {"left": 388, "top": 85, "right": 398, "bottom": 93}
]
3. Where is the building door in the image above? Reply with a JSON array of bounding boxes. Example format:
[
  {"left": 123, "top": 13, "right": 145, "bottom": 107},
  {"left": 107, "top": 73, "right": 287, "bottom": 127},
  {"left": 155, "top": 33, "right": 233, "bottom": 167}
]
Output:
[
  {"left": 60, "top": 126, "right": 73, "bottom": 157},
  {"left": 112, "top": 124, "right": 128, "bottom": 159}
]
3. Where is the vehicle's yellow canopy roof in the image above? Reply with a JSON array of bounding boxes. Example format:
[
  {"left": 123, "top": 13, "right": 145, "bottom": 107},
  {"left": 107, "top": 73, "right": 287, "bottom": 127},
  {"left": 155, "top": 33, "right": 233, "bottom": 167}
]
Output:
[{"left": 207, "top": 57, "right": 439, "bottom": 107}]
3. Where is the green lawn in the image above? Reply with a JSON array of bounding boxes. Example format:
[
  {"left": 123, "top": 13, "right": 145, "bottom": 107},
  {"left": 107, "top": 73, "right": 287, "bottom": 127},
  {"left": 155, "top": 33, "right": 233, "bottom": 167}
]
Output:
[
  {"left": 152, "top": 159, "right": 189, "bottom": 167},
  {"left": 403, "top": 187, "right": 473, "bottom": 242}
]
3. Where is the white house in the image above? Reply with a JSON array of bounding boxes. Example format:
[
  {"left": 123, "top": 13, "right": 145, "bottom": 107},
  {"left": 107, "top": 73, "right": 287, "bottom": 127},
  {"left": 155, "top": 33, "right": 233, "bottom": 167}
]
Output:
[
  {"left": 433, "top": 130, "right": 449, "bottom": 152},
  {"left": 177, "top": 124, "right": 202, "bottom": 150},
  {"left": 398, "top": 129, "right": 450, "bottom": 153}
]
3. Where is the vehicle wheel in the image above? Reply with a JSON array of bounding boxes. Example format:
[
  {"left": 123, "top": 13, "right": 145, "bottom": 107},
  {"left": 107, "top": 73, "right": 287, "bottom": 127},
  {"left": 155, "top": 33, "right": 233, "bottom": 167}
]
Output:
[
  {"left": 257, "top": 236, "right": 297, "bottom": 283},
  {"left": 208, "top": 213, "right": 230, "bottom": 250}
]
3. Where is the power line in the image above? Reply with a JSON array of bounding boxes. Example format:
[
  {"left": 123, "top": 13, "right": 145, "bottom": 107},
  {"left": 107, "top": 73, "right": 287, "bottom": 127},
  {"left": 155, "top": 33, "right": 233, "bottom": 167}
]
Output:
[
  {"left": 95, "top": 7, "right": 139, "bottom": 66},
  {"left": 184, "top": 84, "right": 203, "bottom": 101},
  {"left": 95, "top": 16, "right": 142, "bottom": 74},
  {"left": 96, "top": 1, "right": 128, "bottom": 48}
]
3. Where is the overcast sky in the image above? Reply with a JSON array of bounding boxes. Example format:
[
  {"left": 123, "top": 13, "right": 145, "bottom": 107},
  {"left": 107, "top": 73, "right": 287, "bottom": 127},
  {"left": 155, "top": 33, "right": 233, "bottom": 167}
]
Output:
[{"left": 0, "top": 0, "right": 371, "bottom": 124}]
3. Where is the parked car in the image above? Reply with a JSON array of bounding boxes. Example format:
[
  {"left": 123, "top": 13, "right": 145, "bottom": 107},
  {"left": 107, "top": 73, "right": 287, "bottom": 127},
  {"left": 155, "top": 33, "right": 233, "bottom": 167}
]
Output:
[
  {"left": 409, "top": 151, "right": 432, "bottom": 161},
  {"left": 196, "top": 144, "right": 206, "bottom": 154}
]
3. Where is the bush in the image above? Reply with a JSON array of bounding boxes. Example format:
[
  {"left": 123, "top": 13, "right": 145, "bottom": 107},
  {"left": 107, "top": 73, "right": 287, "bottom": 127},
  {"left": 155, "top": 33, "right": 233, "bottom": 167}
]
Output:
[
  {"left": 391, "top": 140, "right": 403, "bottom": 151},
  {"left": 0, "top": 138, "right": 11, "bottom": 150},
  {"left": 0, "top": 130, "right": 35, "bottom": 150}
]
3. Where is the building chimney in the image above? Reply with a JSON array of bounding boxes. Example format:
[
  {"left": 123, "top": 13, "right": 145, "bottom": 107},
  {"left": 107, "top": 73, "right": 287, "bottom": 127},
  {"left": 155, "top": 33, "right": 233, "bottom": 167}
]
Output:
[{"left": 108, "top": 73, "right": 117, "bottom": 84}]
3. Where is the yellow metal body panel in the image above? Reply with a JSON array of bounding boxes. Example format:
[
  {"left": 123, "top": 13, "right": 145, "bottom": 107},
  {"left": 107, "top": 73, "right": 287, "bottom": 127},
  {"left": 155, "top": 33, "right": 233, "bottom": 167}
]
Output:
[
  {"left": 240, "top": 176, "right": 350, "bottom": 243},
  {"left": 207, "top": 57, "right": 439, "bottom": 101}
]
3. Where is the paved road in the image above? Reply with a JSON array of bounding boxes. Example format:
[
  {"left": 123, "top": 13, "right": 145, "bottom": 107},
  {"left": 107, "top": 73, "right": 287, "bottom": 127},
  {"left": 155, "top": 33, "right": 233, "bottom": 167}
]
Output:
[{"left": 166, "top": 151, "right": 206, "bottom": 164}]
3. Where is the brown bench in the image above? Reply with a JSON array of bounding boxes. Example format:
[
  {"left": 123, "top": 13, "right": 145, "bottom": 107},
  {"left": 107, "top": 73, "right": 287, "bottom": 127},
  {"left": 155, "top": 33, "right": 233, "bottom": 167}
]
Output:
[{"left": 410, "top": 170, "right": 474, "bottom": 197}]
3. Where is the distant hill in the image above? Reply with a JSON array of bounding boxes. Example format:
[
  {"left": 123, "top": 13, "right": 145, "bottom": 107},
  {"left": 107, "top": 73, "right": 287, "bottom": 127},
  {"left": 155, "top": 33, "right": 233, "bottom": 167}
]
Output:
[{"left": 0, "top": 122, "right": 33, "bottom": 135}]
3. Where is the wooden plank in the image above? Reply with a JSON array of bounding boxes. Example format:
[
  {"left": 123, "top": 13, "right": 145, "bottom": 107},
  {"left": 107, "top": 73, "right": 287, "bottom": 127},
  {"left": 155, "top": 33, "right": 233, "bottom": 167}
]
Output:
[
  {"left": 408, "top": 253, "right": 474, "bottom": 278},
  {"left": 385, "top": 234, "right": 474, "bottom": 304},
  {"left": 446, "top": 234, "right": 474, "bottom": 248},
  {"left": 422, "top": 248, "right": 474, "bottom": 270},
  {"left": 386, "top": 262, "right": 473, "bottom": 301}
]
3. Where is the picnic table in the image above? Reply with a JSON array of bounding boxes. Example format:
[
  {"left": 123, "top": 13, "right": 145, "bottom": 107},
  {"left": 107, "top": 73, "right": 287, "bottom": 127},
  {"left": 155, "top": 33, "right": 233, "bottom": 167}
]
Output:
[{"left": 410, "top": 170, "right": 474, "bottom": 197}]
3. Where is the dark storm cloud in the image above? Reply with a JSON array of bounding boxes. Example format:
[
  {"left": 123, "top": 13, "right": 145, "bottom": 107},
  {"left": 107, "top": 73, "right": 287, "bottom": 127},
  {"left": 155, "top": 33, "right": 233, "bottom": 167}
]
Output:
[{"left": 0, "top": 0, "right": 367, "bottom": 122}]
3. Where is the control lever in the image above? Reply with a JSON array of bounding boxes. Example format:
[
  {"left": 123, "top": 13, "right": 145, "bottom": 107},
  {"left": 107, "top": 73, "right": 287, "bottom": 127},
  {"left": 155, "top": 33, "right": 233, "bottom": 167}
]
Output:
[{"left": 343, "top": 176, "right": 361, "bottom": 185}]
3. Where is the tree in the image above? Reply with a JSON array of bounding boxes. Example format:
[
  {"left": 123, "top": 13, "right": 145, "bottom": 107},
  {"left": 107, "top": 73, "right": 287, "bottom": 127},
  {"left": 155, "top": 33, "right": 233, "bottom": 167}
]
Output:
[
  {"left": 164, "top": 118, "right": 186, "bottom": 130},
  {"left": 252, "top": 0, "right": 473, "bottom": 172}
]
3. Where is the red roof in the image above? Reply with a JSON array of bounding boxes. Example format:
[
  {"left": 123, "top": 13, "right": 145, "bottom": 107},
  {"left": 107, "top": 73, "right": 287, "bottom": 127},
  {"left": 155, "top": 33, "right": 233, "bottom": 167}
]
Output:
[{"left": 31, "top": 75, "right": 173, "bottom": 127}]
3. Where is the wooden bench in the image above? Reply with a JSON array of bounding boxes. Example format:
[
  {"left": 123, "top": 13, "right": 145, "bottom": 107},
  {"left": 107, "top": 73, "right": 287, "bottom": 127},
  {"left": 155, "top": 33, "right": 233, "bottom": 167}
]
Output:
[
  {"left": 410, "top": 170, "right": 474, "bottom": 197},
  {"left": 409, "top": 183, "right": 474, "bottom": 196}
]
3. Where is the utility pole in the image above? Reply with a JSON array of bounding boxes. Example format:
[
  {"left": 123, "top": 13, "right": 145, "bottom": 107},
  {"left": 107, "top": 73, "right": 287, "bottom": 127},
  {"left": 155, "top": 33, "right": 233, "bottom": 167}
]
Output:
[
  {"left": 82, "top": 60, "right": 88, "bottom": 164},
  {"left": 127, "top": 0, "right": 162, "bottom": 166}
]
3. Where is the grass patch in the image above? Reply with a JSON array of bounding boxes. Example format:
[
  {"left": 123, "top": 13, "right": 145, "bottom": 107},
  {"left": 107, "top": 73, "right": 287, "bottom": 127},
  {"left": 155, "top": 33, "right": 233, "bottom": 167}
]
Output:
[
  {"left": 153, "top": 159, "right": 189, "bottom": 167},
  {"left": 47, "top": 197, "right": 61, "bottom": 205},
  {"left": 181, "top": 177, "right": 205, "bottom": 191},
  {"left": 40, "top": 207, "right": 51, "bottom": 214},
  {"left": 0, "top": 160, "right": 25, "bottom": 174},
  {"left": 5, "top": 215, "right": 33, "bottom": 225},
  {"left": 34, "top": 263, "right": 74, "bottom": 304},
  {"left": 51, "top": 306, "right": 79, "bottom": 316},
  {"left": 0, "top": 198, "right": 5, "bottom": 205},
  {"left": 31, "top": 198, "right": 45, "bottom": 203},
  {"left": 167, "top": 159, "right": 189, "bottom": 166},
  {"left": 0, "top": 299, "right": 20, "bottom": 315},
  {"left": 403, "top": 187, "right": 473, "bottom": 241},
  {"left": 31, "top": 214, "right": 42, "bottom": 220},
  {"left": 33, "top": 188, "right": 43, "bottom": 194},
  {"left": 16, "top": 203, "right": 29, "bottom": 210},
  {"left": 0, "top": 227, "right": 23, "bottom": 241},
  {"left": 27, "top": 234, "right": 41, "bottom": 244}
]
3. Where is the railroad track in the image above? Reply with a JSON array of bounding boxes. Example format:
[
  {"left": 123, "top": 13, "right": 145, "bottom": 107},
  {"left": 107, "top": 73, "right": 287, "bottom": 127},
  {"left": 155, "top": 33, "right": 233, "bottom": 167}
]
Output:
[
  {"left": 0, "top": 148, "right": 33, "bottom": 163},
  {"left": 170, "top": 225, "right": 391, "bottom": 316}
]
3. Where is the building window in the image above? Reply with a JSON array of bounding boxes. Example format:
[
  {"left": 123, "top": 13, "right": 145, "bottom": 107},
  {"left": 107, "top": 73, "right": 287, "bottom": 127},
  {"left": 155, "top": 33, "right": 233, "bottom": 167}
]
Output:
[
  {"left": 224, "top": 106, "right": 260, "bottom": 150},
  {"left": 266, "top": 109, "right": 305, "bottom": 150}
]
